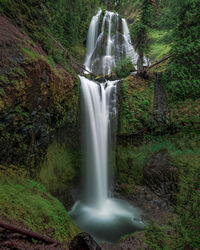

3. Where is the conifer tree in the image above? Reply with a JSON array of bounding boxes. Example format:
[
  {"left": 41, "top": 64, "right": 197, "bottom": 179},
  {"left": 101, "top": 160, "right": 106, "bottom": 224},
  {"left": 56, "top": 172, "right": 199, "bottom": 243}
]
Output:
[
  {"left": 164, "top": 0, "right": 200, "bottom": 100},
  {"left": 131, "top": 0, "right": 153, "bottom": 71}
]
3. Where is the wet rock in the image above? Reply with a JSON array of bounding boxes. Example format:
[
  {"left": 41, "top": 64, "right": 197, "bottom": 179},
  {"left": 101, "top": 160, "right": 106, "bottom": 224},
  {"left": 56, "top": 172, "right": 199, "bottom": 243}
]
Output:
[
  {"left": 33, "top": 122, "right": 40, "bottom": 134},
  {"left": 9, "top": 54, "right": 24, "bottom": 64},
  {"left": 45, "top": 112, "right": 51, "bottom": 122},
  {"left": 41, "top": 70, "right": 50, "bottom": 85},
  {"left": 69, "top": 232, "right": 101, "bottom": 250},
  {"left": 22, "top": 126, "right": 32, "bottom": 138},
  {"left": 145, "top": 194, "right": 152, "bottom": 201},
  {"left": 132, "top": 185, "right": 170, "bottom": 224},
  {"left": 31, "top": 110, "right": 37, "bottom": 116},
  {"left": 4, "top": 113, "right": 14, "bottom": 125},
  {"left": 94, "top": 75, "right": 106, "bottom": 83},
  {"left": 105, "top": 72, "right": 119, "bottom": 81}
]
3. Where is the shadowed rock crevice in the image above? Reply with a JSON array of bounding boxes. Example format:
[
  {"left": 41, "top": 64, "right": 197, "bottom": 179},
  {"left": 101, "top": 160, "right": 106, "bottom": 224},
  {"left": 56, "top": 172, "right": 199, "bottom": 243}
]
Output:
[
  {"left": 152, "top": 72, "right": 169, "bottom": 125},
  {"left": 143, "top": 149, "right": 177, "bottom": 201}
]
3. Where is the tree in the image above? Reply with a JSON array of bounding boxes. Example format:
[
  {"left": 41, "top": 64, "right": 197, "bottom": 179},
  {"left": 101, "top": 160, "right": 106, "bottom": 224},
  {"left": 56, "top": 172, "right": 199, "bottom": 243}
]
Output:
[
  {"left": 164, "top": 0, "right": 200, "bottom": 100},
  {"left": 130, "top": 0, "right": 153, "bottom": 71}
]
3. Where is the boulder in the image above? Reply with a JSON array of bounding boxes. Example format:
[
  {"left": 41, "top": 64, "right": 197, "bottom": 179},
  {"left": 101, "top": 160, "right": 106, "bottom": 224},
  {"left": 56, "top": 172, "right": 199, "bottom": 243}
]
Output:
[{"left": 69, "top": 232, "right": 101, "bottom": 250}]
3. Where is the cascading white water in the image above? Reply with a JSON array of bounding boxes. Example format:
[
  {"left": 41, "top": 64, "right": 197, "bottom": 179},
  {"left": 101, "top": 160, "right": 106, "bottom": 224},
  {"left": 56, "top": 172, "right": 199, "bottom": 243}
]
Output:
[
  {"left": 80, "top": 75, "right": 118, "bottom": 208},
  {"left": 69, "top": 10, "right": 144, "bottom": 243},
  {"left": 122, "top": 18, "right": 139, "bottom": 66},
  {"left": 84, "top": 9, "right": 102, "bottom": 73},
  {"left": 84, "top": 10, "right": 140, "bottom": 75}
]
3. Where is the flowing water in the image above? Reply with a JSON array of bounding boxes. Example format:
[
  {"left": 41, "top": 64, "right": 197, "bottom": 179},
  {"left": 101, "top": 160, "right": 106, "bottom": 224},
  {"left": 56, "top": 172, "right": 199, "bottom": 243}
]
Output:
[{"left": 69, "top": 10, "right": 144, "bottom": 243}]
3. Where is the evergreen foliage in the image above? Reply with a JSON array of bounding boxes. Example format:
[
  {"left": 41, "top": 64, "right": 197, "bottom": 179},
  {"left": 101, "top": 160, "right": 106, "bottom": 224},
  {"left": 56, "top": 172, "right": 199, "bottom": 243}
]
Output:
[
  {"left": 163, "top": 0, "right": 200, "bottom": 101},
  {"left": 114, "top": 57, "right": 134, "bottom": 78},
  {"left": 0, "top": 0, "right": 101, "bottom": 69},
  {"left": 130, "top": 0, "right": 153, "bottom": 64}
]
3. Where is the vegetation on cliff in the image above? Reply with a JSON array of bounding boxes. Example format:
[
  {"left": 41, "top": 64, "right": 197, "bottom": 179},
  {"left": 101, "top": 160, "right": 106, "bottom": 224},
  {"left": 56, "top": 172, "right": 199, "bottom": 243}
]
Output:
[{"left": 116, "top": 0, "right": 200, "bottom": 248}]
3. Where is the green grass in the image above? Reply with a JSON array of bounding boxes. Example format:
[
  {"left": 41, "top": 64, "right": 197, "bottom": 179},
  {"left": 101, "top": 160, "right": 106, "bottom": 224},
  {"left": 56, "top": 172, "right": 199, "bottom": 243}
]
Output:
[{"left": 0, "top": 165, "right": 80, "bottom": 242}]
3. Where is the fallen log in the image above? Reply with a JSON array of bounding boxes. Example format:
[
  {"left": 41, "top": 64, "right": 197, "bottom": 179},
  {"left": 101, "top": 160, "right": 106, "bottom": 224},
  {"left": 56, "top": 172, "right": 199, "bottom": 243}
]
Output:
[
  {"left": 147, "top": 54, "right": 173, "bottom": 70},
  {"left": 0, "top": 220, "right": 61, "bottom": 245}
]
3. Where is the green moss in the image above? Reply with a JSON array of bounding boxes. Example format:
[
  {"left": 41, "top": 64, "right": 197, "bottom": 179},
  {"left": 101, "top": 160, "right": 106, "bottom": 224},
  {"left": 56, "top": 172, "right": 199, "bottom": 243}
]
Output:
[
  {"left": 0, "top": 75, "right": 10, "bottom": 84},
  {"left": 119, "top": 76, "right": 154, "bottom": 135},
  {"left": 0, "top": 166, "right": 80, "bottom": 242},
  {"left": 116, "top": 144, "right": 147, "bottom": 193},
  {"left": 0, "top": 88, "right": 6, "bottom": 97},
  {"left": 39, "top": 141, "right": 80, "bottom": 194},
  {"left": 10, "top": 67, "right": 27, "bottom": 78},
  {"left": 47, "top": 55, "right": 55, "bottom": 68},
  {"left": 0, "top": 98, "right": 5, "bottom": 111},
  {"left": 22, "top": 47, "right": 40, "bottom": 61},
  {"left": 168, "top": 99, "right": 200, "bottom": 130},
  {"left": 22, "top": 47, "right": 63, "bottom": 81}
]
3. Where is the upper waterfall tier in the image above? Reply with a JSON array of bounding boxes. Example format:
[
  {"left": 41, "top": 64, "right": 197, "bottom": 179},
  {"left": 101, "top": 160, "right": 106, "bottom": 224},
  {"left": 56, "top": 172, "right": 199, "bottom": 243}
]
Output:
[{"left": 84, "top": 10, "right": 139, "bottom": 76}]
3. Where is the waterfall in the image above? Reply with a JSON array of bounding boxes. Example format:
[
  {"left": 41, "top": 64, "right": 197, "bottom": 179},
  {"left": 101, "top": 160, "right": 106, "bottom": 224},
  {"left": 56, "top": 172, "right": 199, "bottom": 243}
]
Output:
[
  {"left": 122, "top": 18, "right": 139, "bottom": 66},
  {"left": 84, "top": 10, "right": 142, "bottom": 75},
  {"left": 80, "top": 76, "right": 118, "bottom": 208},
  {"left": 84, "top": 9, "right": 102, "bottom": 73},
  {"left": 69, "top": 9, "right": 144, "bottom": 243}
]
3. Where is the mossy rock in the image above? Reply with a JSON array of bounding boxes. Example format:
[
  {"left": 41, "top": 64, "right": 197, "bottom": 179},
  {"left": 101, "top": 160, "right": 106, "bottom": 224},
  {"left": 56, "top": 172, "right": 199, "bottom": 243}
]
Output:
[{"left": 39, "top": 141, "right": 80, "bottom": 195}]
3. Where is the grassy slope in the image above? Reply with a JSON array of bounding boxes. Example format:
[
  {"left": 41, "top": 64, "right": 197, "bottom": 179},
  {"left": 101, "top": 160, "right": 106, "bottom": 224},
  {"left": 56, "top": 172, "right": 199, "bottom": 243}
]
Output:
[{"left": 0, "top": 165, "right": 80, "bottom": 242}]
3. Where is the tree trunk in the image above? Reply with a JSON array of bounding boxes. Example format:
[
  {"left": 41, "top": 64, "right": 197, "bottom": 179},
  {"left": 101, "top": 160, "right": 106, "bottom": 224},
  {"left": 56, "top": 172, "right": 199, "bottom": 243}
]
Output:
[{"left": 137, "top": 50, "right": 144, "bottom": 72}]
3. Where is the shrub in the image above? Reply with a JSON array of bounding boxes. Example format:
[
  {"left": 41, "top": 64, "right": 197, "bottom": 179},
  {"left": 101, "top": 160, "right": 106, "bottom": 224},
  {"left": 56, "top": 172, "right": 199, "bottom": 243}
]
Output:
[{"left": 114, "top": 57, "right": 134, "bottom": 78}]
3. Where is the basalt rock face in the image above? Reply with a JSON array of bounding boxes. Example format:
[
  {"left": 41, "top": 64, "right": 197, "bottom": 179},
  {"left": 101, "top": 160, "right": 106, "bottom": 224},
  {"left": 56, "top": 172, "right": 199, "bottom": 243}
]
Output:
[
  {"left": 143, "top": 149, "right": 177, "bottom": 200},
  {"left": 152, "top": 73, "right": 169, "bottom": 125},
  {"left": 0, "top": 16, "right": 79, "bottom": 175}
]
